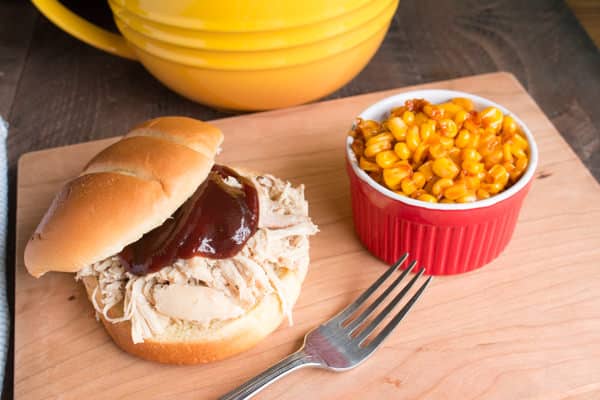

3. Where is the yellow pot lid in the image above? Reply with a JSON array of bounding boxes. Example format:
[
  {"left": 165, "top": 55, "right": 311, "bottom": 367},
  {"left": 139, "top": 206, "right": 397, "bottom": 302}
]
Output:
[
  {"left": 114, "top": 1, "right": 396, "bottom": 70},
  {"left": 110, "top": 0, "right": 374, "bottom": 32},
  {"left": 109, "top": 0, "right": 393, "bottom": 51}
]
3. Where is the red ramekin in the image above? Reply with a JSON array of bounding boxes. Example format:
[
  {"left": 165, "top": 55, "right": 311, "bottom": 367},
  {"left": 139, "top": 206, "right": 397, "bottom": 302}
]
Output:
[{"left": 346, "top": 90, "right": 539, "bottom": 275}]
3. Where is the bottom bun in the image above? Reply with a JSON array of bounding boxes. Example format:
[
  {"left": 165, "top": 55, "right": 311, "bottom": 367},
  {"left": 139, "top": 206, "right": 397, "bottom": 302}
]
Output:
[{"left": 81, "top": 263, "right": 307, "bottom": 364}]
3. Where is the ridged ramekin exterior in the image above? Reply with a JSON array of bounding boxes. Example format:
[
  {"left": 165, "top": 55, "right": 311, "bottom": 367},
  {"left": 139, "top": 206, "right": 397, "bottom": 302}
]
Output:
[{"left": 346, "top": 160, "right": 532, "bottom": 275}]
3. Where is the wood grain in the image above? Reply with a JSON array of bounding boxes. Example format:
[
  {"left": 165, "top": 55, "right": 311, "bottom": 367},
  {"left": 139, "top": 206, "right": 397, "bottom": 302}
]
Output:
[{"left": 14, "top": 73, "right": 600, "bottom": 399}]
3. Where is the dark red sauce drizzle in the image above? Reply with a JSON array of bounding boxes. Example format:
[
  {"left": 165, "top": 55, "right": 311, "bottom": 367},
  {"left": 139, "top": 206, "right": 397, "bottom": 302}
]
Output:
[{"left": 119, "top": 165, "right": 259, "bottom": 276}]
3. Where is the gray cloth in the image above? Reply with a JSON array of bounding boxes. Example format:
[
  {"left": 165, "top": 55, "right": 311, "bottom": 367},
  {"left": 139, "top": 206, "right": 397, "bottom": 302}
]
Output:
[{"left": 0, "top": 118, "right": 9, "bottom": 391}]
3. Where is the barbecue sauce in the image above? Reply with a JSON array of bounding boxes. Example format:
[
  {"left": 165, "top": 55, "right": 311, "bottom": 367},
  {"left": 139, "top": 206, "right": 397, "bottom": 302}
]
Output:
[{"left": 119, "top": 165, "right": 259, "bottom": 275}]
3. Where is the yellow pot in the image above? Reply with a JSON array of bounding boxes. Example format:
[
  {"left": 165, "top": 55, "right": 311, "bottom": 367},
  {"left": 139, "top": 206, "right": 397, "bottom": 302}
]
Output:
[
  {"left": 30, "top": 0, "right": 396, "bottom": 110},
  {"left": 130, "top": 25, "right": 389, "bottom": 110},
  {"left": 114, "top": 1, "right": 396, "bottom": 70},
  {"left": 109, "top": 0, "right": 393, "bottom": 51}
]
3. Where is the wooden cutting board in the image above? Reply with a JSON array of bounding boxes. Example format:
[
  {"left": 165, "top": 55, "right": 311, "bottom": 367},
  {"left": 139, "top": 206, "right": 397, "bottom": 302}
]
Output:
[{"left": 15, "top": 72, "right": 600, "bottom": 399}]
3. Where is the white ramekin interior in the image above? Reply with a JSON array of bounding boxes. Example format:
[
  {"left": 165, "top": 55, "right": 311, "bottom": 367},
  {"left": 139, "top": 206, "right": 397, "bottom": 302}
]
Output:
[{"left": 346, "top": 89, "right": 539, "bottom": 210}]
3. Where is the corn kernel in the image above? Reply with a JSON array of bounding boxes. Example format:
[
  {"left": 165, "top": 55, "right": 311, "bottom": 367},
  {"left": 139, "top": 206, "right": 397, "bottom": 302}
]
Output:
[
  {"left": 401, "top": 178, "right": 418, "bottom": 195},
  {"left": 432, "top": 157, "right": 460, "bottom": 179},
  {"left": 423, "top": 104, "right": 443, "bottom": 120},
  {"left": 503, "top": 143, "right": 513, "bottom": 163},
  {"left": 383, "top": 164, "right": 412, "bottom": 189},
  {"left": 444, "top": 183, "right": 468, "bottom": 200},
  {"left": 512, "top": 133, "right": 529, "bottom": 150},
  {"left": 463, "top": 119, "right": 480, "bottom": 134},
  {"left": 439, "top": 136, "right": 454, "bottom": 148},
  {"left": 429, "top": 143, "right": 447, "bottom": 159},
  {"left": 451, "top": 97, "right": 474, "bottom": 111},
  {"left": 410, "top": 189, "right": 425, "bottom": 199},
  {"left": 463, "top": 176, "right": 481, "bottom": 190},
  {"left": 484, "top": 149, "right": 504, "bottom": 169},
  {"left": 420, "top": 122, "right": 435, "bottom": 142},
  {"left": 462, "top": 160, "right": 484, "bottom": 175},
  {"left": 516, "top": 156, "right": 528, "bottom": 171},
  {"left": 412, "top": 171, "right": 427, "bottom": 188},
  {"left": 480, "top": 107, "right": 504, "bottom": 133},
  {"left": 510, "top": 168, "right": 525, "bottom": 182},
  {"left": 364, "top": 133, "right": 393, "bottom": 157},
  {"left": 478, "top": 133, "right": 498, "bottom": 157},
  {"left": 387, "top": 117, "right": 408, "bottom": 141},
  {"left": 439, "top": 102, "right": 462, "bottom": 117},
  {"left": 406, "top": 125, "right": 420, "bottom": 152},
  {"left": 454, "top": 110, "right": 469, "bottom": 127},
  {"left": 448, "top": 147, "right": 462, "bottom": 165},
  {"left": 375, "top": 150, "right": 399, "bottom": 168},
  {"left": 462, "top": 147, "right": 481, "bottom": 162},
  {"left": 440, "top": 198, "right": 454, "bottom": 204},
  {"left": 432, "top": 178, "right": 454, "bottom": 196},
  {"left": 439, "top": 119, "right": 458, "bottom": 138},
  {"left": 413, "top": 143, "right": 429, "bottom": 165},
  {"left": 359, "top": 157, "right": 380, "bottom": 172},
  {"left": 418, "top": 161, "right": 434, "bottom": 180},
  {"left": 511, "top": 146, "right": 527, "bottom": 159},
  {"left": 393, "top": 142, "right": 412, "bottom": 160},
  {"left": 393, "top": 190, "right": 408, "bottom": 197},
  {"left": 455, "top": 129, "right": 471, "bottom": 148},
  {"left": 414, "top": 112, "right": 429, "bottom": 126},
  {"left": 402, "top": 110, "right": 415, "bottom": 125},
  {"left": 503, "top": 161, "right": 516, "bottom": 174},
  {"left": 481, "top": 182, "right": 504, "bottom": 194},
  {"left": 456, "top": 191, "right": 477, "bottom": 203},
  {"left": 470, "top": 132, "right": 480, "bottom": 149},
  {"left": 477, "top": 188, "right": 491, "bottom": 200},
  {"left": 502, "top": 115, "right": 518, "bottom": 136},
  {"left": 417, "top": 193, "right": 438, "bottom": 203},
  {"left": 489, "top": 164, "right": 509, "bottom": 186},
  {"left": 358, "top": 119, "right": 381, "bottom": 139}
]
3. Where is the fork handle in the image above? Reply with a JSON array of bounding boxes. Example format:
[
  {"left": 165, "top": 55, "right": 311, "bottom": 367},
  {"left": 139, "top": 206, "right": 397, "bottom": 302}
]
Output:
[{"left": 220, "top": 349, "right": 318, "bottom": 400}]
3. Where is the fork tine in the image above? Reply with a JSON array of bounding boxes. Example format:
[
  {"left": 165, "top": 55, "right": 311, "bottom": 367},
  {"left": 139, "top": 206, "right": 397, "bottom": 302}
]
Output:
[
  {"left": 355, "top": 267, "right": 426, "bottom": 344},
  {"left": 364, "top": 275, "right": 432, "bottom": 350},
  {"left": 345, "top": 260, "right": 416, "bottom": 334},
  {"left": 332, "top": 253, "right": 409, "bottom": 324}
]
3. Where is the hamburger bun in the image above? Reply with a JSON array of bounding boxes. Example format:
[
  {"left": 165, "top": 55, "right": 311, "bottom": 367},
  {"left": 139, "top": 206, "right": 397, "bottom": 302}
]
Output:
[{"left": 24, "top": 117, "right": 223, "bottom": 277}]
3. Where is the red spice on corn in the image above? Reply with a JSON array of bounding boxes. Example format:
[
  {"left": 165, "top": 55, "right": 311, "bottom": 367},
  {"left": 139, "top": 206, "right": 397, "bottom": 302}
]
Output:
[{"left": 349, "top": 97, "right": 530, "bottom": 203}]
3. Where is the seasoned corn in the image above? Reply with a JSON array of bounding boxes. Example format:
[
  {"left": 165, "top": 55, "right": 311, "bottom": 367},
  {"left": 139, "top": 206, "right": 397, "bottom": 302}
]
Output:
[
  {"left": 401, "top": 178, "right": 418, "bottom": 195},
  {"left": 387, "top": 117, "right": 408, "bottom": 141},
  {"left": 375, "top": 150, "right": 399, "bottom": 168},
  {"left": 350, "top": 97, "right": 530, "bottom": 204},
  {"left": 417, "top": 193, "right": 437, "bottom": 203},
  {"left": 432, "top": 178, "right": 453, "bottom": 196},
  {"left": 394, "top": 142, "right": 412, "bottom": 160},
  {"left": 406, "top": 125, "right": 420, "bottom": 151},
  {"left": 444, "top": 183, "right": 468, "bottom": 201},
  {"left": 383, "top": 164, "right": 411, "bottom": 189},
  {"left": 433, "top": 157, "right": 460, "bottom": 179}
]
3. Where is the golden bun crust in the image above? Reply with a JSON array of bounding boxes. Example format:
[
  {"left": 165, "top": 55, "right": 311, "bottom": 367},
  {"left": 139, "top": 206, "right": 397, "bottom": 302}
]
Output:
[
  {"left": 81, "top": 261, "right": 307, "bottom": 364},
  {"left": 24, "top": 117, "right": 223, "bottom": 277}
]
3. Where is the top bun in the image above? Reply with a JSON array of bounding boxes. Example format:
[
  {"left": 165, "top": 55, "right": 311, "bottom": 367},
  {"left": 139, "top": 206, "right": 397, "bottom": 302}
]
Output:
[{"left": 24, "top": 117, "right": 223, "bottom": 278}]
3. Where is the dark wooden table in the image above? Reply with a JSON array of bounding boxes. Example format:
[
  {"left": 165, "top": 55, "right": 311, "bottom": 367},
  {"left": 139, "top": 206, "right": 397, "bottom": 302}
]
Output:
[{"left": 2, "top": 0, "right": 599, "bottom": 398}]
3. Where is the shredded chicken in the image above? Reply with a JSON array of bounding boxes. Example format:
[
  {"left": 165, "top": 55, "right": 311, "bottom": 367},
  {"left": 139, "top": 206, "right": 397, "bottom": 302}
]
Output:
[{"left": 76, "top": 174, "right": 318, "bottom": 343}]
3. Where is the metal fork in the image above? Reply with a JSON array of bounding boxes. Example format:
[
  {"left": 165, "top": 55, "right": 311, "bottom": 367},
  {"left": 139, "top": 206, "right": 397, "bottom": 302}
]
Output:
[{"left": 220, "top": 253, "right": 432, "bottom": 400}]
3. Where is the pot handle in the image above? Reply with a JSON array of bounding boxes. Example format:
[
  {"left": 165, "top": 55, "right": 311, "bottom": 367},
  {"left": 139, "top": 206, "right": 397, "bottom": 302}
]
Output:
[{"left": 31, "top": 0, "right": 137, "bottom": 60}]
